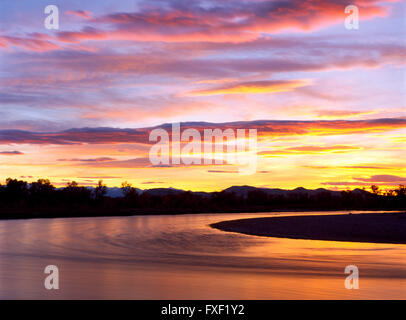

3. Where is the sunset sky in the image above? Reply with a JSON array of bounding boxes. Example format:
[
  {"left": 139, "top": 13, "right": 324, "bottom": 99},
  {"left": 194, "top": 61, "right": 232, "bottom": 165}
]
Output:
[{"left": 0, "top": 0, "right": 405, "bottom": 191}]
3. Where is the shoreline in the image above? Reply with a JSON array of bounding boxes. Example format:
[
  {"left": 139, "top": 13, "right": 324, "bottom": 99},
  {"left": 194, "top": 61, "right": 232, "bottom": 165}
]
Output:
[{"left": 210, "top": 212, "right": 406, "bottom": 245}]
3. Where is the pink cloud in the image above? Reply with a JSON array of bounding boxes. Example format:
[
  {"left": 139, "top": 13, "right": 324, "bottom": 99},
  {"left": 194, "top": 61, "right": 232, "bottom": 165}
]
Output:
[
  {"left": 66, "top": 10, "right": 92, "bottom": 20},
  {"left": 354, "top": 175, "right": 406, "bottom": 183},
  {"left": 53, "top": 0, "right": 395, "bottom": 44},
  {"left": 0, "top": 35, "right": 60, "bottom": 52}
]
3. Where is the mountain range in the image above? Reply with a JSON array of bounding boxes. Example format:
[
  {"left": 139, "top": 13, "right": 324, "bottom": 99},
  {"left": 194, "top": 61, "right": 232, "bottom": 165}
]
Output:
[{"left": 100, "top": 185, "right": 370, "bottom": 198}]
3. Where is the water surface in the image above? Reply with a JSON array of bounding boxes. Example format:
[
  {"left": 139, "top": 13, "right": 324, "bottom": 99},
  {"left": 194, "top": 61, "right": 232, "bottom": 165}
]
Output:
[{"left": 0, "top": 211, "right": 405, "bottom": 299}]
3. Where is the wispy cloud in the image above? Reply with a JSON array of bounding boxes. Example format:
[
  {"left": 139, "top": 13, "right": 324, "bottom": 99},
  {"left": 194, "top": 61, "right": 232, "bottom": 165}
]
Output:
[
  {"left": 303, "top": 164, "right": 405, "bottom": 170},
  {"left": 186, "top": 80, "right": 310, "bottom": 96},
  {"left": 259, "top": 145, "right": 361, "bottom": 156},
  {"left": 322, "top": 175, "right": 406, "bottom": 187},
  {"left": 353, "top": 175, "right": 406, "bottom": 183},
  {"left": 0, "top": 150, "right": 23, "bottom": 155},
  {"left": 66, "top": 10, "right": 92, "bottom": 20},
  {"left": 0, "top": 34, "right": 60, "bottom": 52},
  {"left": 57, "top": 157, "right": 116, "bottom": 162},
  {"left": 141, "top": 181, "right": 165, "bottom": 184}
]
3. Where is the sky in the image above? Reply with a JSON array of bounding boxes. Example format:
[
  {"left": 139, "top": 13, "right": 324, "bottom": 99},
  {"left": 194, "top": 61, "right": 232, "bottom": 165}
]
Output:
[{"left": 0, "top": 0, "right": 405, "bottom": 191}]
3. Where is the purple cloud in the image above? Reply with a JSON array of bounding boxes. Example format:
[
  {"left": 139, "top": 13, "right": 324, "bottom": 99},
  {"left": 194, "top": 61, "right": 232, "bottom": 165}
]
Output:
[{"left": 0, "top": 150, "right": 24, "bottom": 155}]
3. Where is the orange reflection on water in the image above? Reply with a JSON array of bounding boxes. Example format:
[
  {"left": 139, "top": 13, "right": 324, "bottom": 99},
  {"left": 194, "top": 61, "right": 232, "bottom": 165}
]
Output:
[{"left": 0, "top": 211, "right": 405, "bottom": 299}]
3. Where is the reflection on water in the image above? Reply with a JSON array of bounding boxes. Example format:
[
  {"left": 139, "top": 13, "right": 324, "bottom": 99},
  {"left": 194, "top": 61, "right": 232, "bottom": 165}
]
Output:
[{"left": 0, "top": 211, "right": 405, "bottom": 299}]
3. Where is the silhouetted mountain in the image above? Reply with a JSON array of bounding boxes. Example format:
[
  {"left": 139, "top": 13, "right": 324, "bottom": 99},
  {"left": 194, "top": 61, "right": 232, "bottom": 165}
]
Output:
[
  {"left": 83, "top": 185, "right": 355, "bottom": 198},
  {"left": 105, "top": 187, "right": 132, "bottom": 198},
  {"left": 143, "top": 187, "right": 185, "bottom": 196},
  {"left": 223, "top": 185, "right": 342, "bottom": 198},
  {"left": 58, "top": 184, "right": 400, "bottom": 200}
]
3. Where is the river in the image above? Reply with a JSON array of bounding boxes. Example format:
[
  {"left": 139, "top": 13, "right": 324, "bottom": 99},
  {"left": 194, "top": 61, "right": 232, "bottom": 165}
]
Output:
[{"left": 0, "top": 211, "right": 405, "bottom": 299}]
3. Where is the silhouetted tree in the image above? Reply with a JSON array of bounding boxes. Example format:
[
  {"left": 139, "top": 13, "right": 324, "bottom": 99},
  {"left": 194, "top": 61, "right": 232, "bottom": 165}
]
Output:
[
  {"left": 94, "top": 180, "right": 107, "bottom": 202},
  {"left": 121, "top": 181, "right": 138, "bottom": 206},
  {"left": 371, "top": 185, "right": 380, "bottom": 195},
  {"left": 29, "top": 179, "right": 55, "bottom": 205},
  {"left": 62, "top": 181, "right": 92, "bottom": 206},
  {"left": 394, "top": 185, "right": 406, "bottom": 197},
  {"left": 0, "top": 178, "right": 404, "bottom": 218},
  {"left": 5, "top": 178, "right": 28, "bottom": 204}
]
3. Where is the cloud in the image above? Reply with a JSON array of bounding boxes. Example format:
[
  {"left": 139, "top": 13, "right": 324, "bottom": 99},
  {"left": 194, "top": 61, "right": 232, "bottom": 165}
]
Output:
[
  {"left": 315, "top": 110, "right": 378, "bottom": 119},
  {"left": 75, "top": 156, "right": 228, "bottom": 169},
  {"left": 303, "top": 164, "right": 404, "bottom": 170},
  {"left": 1, "top": 0, "right": 395, "bottom": 57},
  {"left": 274, "top": 105, "right": 380, "bottom": 120},
  {"left": 57, "top": 27, "right": 108, "bottom": 43},
  {"left": 0, "top": 128, "right": 151, "bottom": 145},
  {"left": 55, "top": 0, "right": 393, "bottom": 44},
  {"left": 186, "top": 79, "right": 310, "bottom": 96},
  {"left": 322, "top": 175, "right": 406, "bottom": 187},
  {"left": 353, "top": 175, "right": 406, "bottom": 183},
  {"left": 259, "top": 145, "right": 361, "bottom": 156},
  {"left": 0, "top": 150, "right": 23, "bottom": 155},
  {"left": 141, "top": 181, "right": 165, "bottom": 184},
  {"left": 2, "top": 39, "right": 401, "bottom": 109},
  {"left": 57, "top": 157, "right": 116, "bottom": 162},
  {"left": 321, "top": 181, "right": 403, "bottom": 187},
  {"left": 207, "top": 169, "right": 270, "bottom": 174},
  {"left": 0, "top": 36, "right": 403, "bottom": 127},
  {"left": 0, "top": 35, "right": 60, "bottom": 52},
  {"left": 78, "top": 176, "right": 122, "bottom": 179},
  {"left": 66, "top": 10, "right": 92, "bottom": 20},
  {"left": 207, "top": 170, "right": 239, "bottom": 173},
  {"left": 0, "top": 118, "right": 404, "bottom": 145},
  {"left": 77, "top": 157, "right": 153, "bottom": 168},
  {"left": 28, "top": 47, "right": 402, "bottom": 78}
]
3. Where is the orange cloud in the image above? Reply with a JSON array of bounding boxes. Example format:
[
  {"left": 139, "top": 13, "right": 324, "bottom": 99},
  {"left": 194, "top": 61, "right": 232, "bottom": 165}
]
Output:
[
  {"left": 186, "top": 80, "right": 310, "bottom": 96},
  {"left": 315, "top": 110, "right": 378, "bottom": 119},
  {"left": 57, "top": 157, "right": 116, "bottom": 162},
  {"left": 259, "top": 145, "right": 361, "bottom": 156}
]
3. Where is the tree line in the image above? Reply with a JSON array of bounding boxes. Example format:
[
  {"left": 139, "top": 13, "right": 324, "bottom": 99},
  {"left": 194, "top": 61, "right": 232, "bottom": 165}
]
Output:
[{"left": 0, "top": 178, "right": 404, "bottom": 219}]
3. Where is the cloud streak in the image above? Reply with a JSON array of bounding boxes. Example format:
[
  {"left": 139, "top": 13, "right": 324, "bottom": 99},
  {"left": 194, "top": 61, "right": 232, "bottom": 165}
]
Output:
[
  {"left": 0, "top": 150, "right": 23, "bottom": 155},
  {"left": 0, "top": 119, "right": 404, "bottom": 145},
  {"left": 66, "top": 10, "right": 92, "bottom": 20},
  {"left": 57, "top": 157, "right": 116, "bottom": 162},
  {"left": 186, "top": 80, "right": 310, "bottom": 96},
  {"left": 259, "top": 145, "right": 361, "bottom": 156},
  {"left": 354, "top": 175, "right": 406, "bottom": 183}
]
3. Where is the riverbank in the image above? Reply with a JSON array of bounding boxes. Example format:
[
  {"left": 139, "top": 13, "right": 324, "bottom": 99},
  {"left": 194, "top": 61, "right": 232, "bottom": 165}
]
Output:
[{"left": 211, "top": 212, "right": 406, "bottom": 244}]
